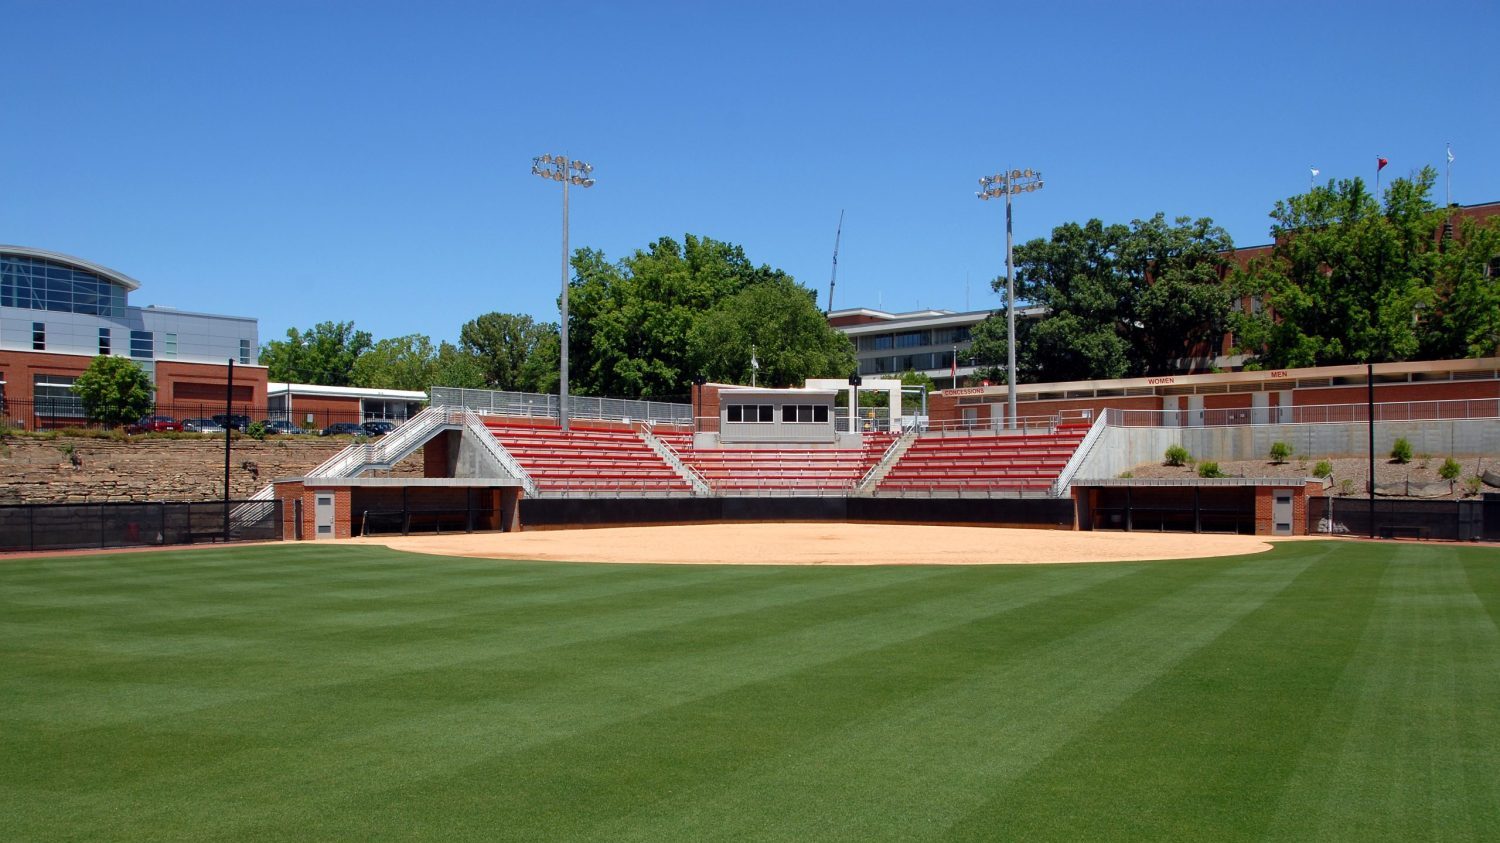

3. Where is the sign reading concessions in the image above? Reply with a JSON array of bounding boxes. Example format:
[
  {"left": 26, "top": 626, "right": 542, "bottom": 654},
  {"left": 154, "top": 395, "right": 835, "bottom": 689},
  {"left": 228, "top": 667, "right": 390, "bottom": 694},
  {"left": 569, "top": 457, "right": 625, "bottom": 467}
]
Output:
[{"left": 945, "top": 387, "right": 990, "bottom": 396}]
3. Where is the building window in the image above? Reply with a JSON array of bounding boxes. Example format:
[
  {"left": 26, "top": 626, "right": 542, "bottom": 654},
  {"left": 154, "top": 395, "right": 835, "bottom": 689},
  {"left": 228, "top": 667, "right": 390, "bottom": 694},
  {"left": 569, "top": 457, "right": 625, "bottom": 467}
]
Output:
[
  {"left": 99, "top": 328, "right": 111, "bottom": 355},
  {"left": 130, "top": 330, "right": 153, "bottom": 359},
  {"left": 781, "top": 404, "right": 830, "bottom": 423},
  {"left": 163, "top": 333, "right": 177, "bottom": 358},
  {"left": 894, "top": 331, "right": 928, "bottom": 349},
  {"left": 239, "top": 338, "right": 251, "bottom": 365},
  {"left": 0, "top": 253, "right": 126, "bottom": 316},
  {"left": 726, "top": 404, "right": 774, "bottom": 423},
  {"left": 32, "top": 322, "right": 45, "bottom": 351},
  {"left": 871, "top": 335, "right": 893, "bottom": 350},
  {"left": 33, "top": 375, "right": 85, "bottom": 418}
]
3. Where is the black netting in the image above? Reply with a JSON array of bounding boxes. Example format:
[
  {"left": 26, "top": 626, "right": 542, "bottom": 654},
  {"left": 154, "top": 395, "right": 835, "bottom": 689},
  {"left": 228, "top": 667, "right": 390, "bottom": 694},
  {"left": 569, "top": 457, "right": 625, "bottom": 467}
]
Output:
[{"left": 0, "top": 500, "right": 282, "bottom": 552}]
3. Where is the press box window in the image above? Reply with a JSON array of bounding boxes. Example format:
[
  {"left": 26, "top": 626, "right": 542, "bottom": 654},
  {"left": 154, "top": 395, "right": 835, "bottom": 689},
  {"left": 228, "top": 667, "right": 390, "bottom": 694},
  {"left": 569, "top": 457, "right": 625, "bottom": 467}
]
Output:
[
  {"left": 98, "top": 328, "right": 111, "bottom": 355},
  {"left": 781, "top": 404, "right": 829, "bottom": 423},
  {"left": 726, "top": 404, "right": 773, "bottom": 423},
  {"left": 32, "top": 322, "right": 44, "bottom": 351}
]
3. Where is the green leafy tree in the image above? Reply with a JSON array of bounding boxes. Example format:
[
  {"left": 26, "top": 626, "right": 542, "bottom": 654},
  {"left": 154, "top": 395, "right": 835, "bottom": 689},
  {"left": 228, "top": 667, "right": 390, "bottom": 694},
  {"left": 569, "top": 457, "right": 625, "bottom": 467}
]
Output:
[
  {"left": 688, "top": 276, "right": 854, "bottom": 388},
  {"left": 1231, "top": 170, "right": 1445, "bottom": 368},
  {"left": 71, "top": 355, "right": 154, "bottom": 427},
  {"left": 259, "top": 321, "right": 373, "bottom": 386},
  {"left": 568, "top": 234, "right": 816, "bottom": 398},
  {"left": 431, "top": 341, "right": 488, "bottom": 390},
  {"left": 458, "top": 313, "right": 559, "bottom": 392},
  {"left": 1421, "top": 215, "right": 1500, "bottom": 359},
  {"left": 350, "top": 334, "right": 441, "bottom": 392},
  {"left": 972, "top": 214, "right": 1232, "bottom": 383}
]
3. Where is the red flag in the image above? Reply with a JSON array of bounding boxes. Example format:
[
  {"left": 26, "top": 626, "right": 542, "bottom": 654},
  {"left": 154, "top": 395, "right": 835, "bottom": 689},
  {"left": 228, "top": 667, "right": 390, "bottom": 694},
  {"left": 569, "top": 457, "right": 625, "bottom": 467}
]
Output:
[
  {"left": 951, "top": 355, "right": 957, "bottom": 380},
  {"left": 1377, "top": 157, "right": 1389, "bottom": 171}
]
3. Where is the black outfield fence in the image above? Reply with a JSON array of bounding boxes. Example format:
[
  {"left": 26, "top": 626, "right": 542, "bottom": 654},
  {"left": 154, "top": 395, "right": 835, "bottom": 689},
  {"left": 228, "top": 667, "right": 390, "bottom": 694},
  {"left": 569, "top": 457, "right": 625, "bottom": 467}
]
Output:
[
  {"left": 0, "top": 499, "right": 282, "bottom": 553},
  {"left": 520, "top": 496, "right": 1075, "bottom": 531},
  {"left": 1308, "top": 496, "right": 1494, "bottom": 541}
]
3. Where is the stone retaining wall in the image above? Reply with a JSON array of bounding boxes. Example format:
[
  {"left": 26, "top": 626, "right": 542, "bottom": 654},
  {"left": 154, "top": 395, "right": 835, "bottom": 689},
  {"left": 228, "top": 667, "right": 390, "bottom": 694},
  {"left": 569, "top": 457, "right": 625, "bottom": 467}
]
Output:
[{"left": 0, "top": 436, "right": 422, "bottom": 504}]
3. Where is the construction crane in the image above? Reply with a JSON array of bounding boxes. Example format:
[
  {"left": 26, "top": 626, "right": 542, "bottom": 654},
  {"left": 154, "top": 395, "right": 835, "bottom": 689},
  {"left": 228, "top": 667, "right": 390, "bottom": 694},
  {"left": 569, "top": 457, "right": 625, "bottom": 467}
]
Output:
[{"left": 825, "top": 210, "right": 844, "bottom": 315}]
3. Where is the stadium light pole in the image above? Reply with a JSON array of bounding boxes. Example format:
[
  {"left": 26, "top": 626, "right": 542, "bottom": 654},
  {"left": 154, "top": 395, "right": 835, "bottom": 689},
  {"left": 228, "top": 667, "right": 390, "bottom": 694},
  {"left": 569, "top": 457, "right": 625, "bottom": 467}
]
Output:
[
  {"left": 531, "top": 153, "right": 595, "bottom": 432},
  {"left": 977, "top": 168, "right": 1043, "bottom": 429}
]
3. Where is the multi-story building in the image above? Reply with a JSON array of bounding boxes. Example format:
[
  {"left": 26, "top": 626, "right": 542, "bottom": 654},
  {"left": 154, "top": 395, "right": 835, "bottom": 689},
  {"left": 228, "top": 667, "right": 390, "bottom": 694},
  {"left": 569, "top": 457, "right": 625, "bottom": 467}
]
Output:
[
  {"left": 0, "top": 245, "right": 265, "bottom": 425},
  {"left": 828, "top": 305, "right": 1045, "bottom": 386}
]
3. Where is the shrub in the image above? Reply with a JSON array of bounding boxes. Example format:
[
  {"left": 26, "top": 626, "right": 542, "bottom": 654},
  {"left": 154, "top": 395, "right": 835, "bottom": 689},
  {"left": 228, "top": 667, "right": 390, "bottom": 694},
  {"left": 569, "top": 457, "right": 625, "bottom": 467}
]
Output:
[
  {"left": 1197, "top": 461, "right": 1225, "bottom": 478},
  {"left": 1118, "top": 471, "right": 1134, "bottom": 479},
  {"left": 1439, "top": 457, "right": 1462, "bottom": 481},
  {"left": 1269, "top": 441, "right": 1291, "bottom": 464},
  {"left": 1312, "top": 460, "right": 1333, "bottom": 479},
  {"left": 246, "top": 421, "right": 268, "bottom": 441},
  {"left": 1164, "top": 444, "right": 1191, "bottom": 467},
  {"left": 1390, "top": 437, "right": 1413, "bottom": 464},
  {"left": 1339, "top": 478, "right": 1355, "bottom": 495}
]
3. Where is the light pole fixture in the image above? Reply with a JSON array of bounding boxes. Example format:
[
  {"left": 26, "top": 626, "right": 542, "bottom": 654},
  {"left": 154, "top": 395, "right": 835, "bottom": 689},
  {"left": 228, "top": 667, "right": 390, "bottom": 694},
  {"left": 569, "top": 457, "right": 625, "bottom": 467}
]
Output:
[
  {"left": 977, "top": 167, "right": 1043, "bottom": 429},
  {"left": 531, "top": 153, "right": 595, "bottom": 432}
]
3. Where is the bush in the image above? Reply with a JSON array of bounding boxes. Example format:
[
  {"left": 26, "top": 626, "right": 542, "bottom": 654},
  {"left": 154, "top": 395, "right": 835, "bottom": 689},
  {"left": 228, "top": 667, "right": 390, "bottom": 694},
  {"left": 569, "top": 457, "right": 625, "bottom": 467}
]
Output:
[
  {"left": 1313, "top": 460, "right": 1333, "bottom": 479},
  {"left": 1197, "top": 461, "right": 1225, "bottom": 478},
  {"left": 1390, "top": 437, "right": 1413, "bottom": 464},
  {"left": 1118, "top": 471, "right": 1133, "bottom": 479},
  {"left": 1439, "top": 457, "right": 1462, "bottom": 481},
  {"left": 246, "top": 421, "right": 268, "bottom": 441},
  {"left": 1269, "top": 441, "right": 1291, "bottom": 464},
  {"left": 1164, "top": 444, "right": 1191, "bottom": 467}
]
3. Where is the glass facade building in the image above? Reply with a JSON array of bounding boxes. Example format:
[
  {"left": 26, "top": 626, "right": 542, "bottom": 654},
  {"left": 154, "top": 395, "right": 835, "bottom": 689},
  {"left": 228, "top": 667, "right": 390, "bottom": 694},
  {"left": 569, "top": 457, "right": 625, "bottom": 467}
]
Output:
[{"left": 1, "top": 254, "right": 127, "bottom": 317}]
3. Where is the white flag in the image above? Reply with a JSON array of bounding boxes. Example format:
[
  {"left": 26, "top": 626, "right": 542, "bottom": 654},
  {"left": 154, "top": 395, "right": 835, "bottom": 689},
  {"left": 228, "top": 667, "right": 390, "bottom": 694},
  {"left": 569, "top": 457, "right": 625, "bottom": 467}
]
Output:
[
  {"left": 1310, "top": 167, "right": 1320, "bottom": 177},
  {"left": 750, "top": 352, "right": 759, "bottom": 371},
  {"left": 1447, "top": 145, "right": 1455, "bottom": 164}
]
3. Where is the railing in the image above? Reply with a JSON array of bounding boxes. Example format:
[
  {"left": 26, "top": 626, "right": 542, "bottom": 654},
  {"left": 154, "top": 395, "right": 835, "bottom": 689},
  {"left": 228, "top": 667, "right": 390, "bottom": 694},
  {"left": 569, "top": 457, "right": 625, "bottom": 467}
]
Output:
[
  {"left": 463, "top": 411, "right": 539, "bottom": 497},
  {"left": 1049, "top": 412, "right": 1110, "bottom": 497},
  {"left": 305, "top": 406, "right": 457, "bottom": 478},
  {"left": 854, "top": 425, "right": 920, "bottom": 494},
  {"left": 432, "top": 387, "right": 691, "bottom": 425},
  {"left": 1102, "top": 398, "right": 1500, "bottom": 429},
  {"left": 635, "top": 422, "right": 712, "bottom": 496},
  {"left": 1, "top": 399, "right": 415, "bottom": 433},
  {"left": 921, "top": 414, "right": 1064, "bottom": 436}
]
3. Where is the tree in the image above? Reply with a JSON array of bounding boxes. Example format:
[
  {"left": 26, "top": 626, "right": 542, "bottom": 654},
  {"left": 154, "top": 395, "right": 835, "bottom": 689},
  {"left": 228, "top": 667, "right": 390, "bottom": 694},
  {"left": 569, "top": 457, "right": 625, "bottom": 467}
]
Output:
[
  {"left": 687, "top": 276, "right": 855, "bottom": 387},
  {"left": 259, "top": 321, "right": 373, "bottom": 386},
  {"left": 71, "top": 355, "right": 154, "bottom": 427},
  {"left": 350, "top": 334, "right": 440, "bottom": 392},
  {"left": 1421, "top": 215, "right": 1500, "bottom": 359},
  {"left": 458, "top": 312, "right": 559, "bottom": 392},
  {"left": 567, "top": 234, "right": 817, "bottom": 398},
  {"left": 431, "top": 341, "right": 488, "bottom": 390},
  {"left": 971, "top": 213, "right": 1232, "bottom": 383},
  {"left": 1231, "top": 170, "right": 1445, "bottom": 368}
]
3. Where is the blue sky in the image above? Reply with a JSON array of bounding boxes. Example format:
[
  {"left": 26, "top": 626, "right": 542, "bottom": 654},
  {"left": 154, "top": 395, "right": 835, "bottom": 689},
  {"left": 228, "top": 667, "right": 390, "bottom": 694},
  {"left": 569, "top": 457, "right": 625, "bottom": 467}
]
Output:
[{"left": 4, "top": 1, "right": 1496, "bottom": 347}]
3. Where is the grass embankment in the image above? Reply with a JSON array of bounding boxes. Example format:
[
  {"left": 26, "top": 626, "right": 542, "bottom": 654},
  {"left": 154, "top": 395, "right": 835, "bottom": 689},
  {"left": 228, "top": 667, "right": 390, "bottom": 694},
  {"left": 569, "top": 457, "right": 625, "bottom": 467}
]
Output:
[{"left": 2, "top": 541, "right": 1496, "bottom": 840}]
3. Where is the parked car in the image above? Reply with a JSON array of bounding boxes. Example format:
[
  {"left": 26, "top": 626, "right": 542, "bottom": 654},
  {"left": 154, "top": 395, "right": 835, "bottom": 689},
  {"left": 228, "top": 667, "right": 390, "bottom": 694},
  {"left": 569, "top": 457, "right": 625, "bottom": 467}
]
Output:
[
  {"left": 125, "top": 415, "right": 184, "bottom": 434},
  {"left": 320, "top": 422, "right": 366, "bottom": 437},
  {"left": 211, "top": 414, "right": 252, "bottom": 432},
  {"left": 361, "top": 420, "right": 397, "bottom": 436},
  {"left": 262, "top": 419, "right": 309, "bottom": 435},
  {"left": 182, "top": 417, "right": 226, "bottom": 433}
]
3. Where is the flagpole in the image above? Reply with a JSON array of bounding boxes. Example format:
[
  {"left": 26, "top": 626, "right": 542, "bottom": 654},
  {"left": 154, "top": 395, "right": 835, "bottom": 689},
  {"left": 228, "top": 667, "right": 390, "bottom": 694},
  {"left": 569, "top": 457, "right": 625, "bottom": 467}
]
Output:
[{"left": 1446, "top": 143, "right": 1453, "bottom": 208}]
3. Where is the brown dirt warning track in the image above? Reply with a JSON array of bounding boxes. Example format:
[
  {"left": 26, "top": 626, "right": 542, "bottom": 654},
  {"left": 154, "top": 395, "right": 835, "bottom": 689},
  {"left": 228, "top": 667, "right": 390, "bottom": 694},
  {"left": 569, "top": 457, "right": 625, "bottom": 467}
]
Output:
[{"left": 354, "top": 523, "right": 1286, "bottom": 566}]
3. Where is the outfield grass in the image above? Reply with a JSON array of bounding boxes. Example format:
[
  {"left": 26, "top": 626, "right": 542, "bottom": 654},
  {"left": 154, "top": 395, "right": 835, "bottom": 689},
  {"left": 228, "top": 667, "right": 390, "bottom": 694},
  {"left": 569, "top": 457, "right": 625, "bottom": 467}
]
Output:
[{"left": 2, "top": 539, "right": 1497, "bottom": 841}]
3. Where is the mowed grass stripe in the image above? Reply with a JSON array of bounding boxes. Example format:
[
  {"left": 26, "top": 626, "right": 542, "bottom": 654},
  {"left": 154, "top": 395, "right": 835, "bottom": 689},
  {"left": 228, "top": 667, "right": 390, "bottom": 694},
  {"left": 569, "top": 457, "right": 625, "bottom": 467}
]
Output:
[
  {"left": 7, "top": 559, "right": 1143, "bottom": 839},
  {"left": 1261, "top": 544, "right": 1500, "bottom": 841},
  {"left": 938, "top": 538, "right": 1377, "bottom": 840},
  {"left": 580, "top": 549, "right": 1312, "bottom": 842}
]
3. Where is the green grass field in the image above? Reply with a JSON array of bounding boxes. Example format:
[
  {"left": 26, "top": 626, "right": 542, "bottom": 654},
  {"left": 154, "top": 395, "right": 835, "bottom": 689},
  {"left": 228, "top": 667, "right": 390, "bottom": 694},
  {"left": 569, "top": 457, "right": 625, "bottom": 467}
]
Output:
[{"left": 2, "top": 539, "right": 1497, "bottom": 841}]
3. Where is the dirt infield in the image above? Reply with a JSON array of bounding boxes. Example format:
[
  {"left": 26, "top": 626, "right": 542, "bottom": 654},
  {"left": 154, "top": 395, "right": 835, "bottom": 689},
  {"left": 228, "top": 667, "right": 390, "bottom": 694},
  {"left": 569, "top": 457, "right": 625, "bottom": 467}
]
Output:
[{"left": 357, "top": 523, "right": 1283, "bottom": 566}]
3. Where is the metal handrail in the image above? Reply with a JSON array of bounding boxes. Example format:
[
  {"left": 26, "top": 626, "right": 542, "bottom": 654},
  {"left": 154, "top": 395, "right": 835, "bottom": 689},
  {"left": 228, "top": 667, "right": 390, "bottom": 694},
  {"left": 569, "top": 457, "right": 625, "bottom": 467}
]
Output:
[
  {"left": 853, "top": 425, "right": 919, "bottom": 494},
  {"left": 432, "top": 386, "right": 692, "bottom": 425},
  {"left": 636, "top": 422, "right": 712, "bottom": 495},
  {"left": 305, "top": 406, "right": 454, "bottom": 478},
  {"left": 1049, "top": 412, "right": 1110, "bottom": 497},
  {"left": 464, "top": 411, "right": 539, "bottom": 497}
]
